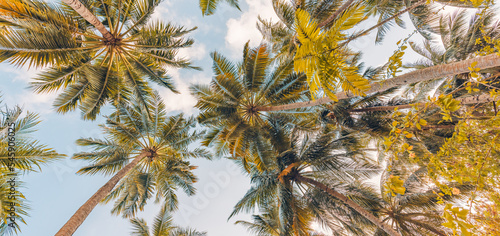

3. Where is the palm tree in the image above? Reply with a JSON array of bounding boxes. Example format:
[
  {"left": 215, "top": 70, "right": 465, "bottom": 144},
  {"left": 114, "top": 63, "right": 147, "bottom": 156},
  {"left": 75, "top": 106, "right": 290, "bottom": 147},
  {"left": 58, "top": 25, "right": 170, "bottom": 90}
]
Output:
[
  {"left": 190, "top": 43, "right": 318, "bottom": 168},
  {"left": 0, "top": 0, "right": 198, "bottom": 120},
  {"left": 0, "top": 96, "right": 63, "bottom": 235},
  {"left": 229, "top": 118, "right": 400, "bottom": 235},
  {"left": 130, "top": 204, "right": 206, "bottom": 236},
  {"left": 56, "top": 93, "right": 209, "bottom": 236}
]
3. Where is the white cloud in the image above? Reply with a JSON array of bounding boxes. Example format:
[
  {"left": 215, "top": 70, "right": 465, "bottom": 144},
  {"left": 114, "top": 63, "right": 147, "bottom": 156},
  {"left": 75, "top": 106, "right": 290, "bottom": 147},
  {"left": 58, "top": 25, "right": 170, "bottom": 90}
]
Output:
[
  {"left": 158, "top": 40, "right": 209, "bottom": 115},
  {"left": 18, "top": 91, "right": 59, "bottom": 115},
  {"left": 0, "top": 64, "right": 40, "bottom": 82},
  {"left": 179, "top": 43, "right": 207, "bottom": 61},
  {"left": 0, "top": 64, "right": 58, "bottom": 114},
  {"left": 225, "top": 0, "right": 279, "bottom": 57},
  {"left": 3, "top": 88, "right": 58, "bottom": 115},
  {"left": 158, "top": 69, "right": 210, "bottom": 114},
  {"left": 151, "top": 0, "right": 174, "bottom": 21}
]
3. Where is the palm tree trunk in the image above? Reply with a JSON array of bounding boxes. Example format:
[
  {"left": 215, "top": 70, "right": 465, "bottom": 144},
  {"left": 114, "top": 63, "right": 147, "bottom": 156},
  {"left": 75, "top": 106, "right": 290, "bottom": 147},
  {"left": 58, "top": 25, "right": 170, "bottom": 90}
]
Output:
[
  {"left": 340, "top": 0, "right": 426, "bottom": 47},
  {"left": 350, "top": 93, "right": 499, "bottom": 112},
  {"left": 257, "top": 54, "right": 500, "bottom": 112},
  {"left": 295, "top": 174, "right": 401, "bottom": 236},
  {"left": 317, "top": 0, "right": 357, "bottom": 28},
  {"left": 55, "top": 152, "right": 148, "bottom": 236},
  {"left": 61, "top": 0, "right": 113, "bottom": 41}
]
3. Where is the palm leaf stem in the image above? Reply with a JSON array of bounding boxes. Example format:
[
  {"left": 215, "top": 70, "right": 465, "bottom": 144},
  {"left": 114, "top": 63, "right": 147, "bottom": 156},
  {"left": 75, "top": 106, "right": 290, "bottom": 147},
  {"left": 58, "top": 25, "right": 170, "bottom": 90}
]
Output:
[
  {"left": 119, "top": 8, "right": 150, "bottom": 38},
  {"left": 99, "top": 0, "right": 114, "bottom": 35},
  {"left": 0, "top": 46, "right": 101, "bottom": 53},
  {"left": 118, "top": 0, "right": 134, "bottom": 34},
  {"left": 114, "top": 0, "right": 123, "bottom": 34}
]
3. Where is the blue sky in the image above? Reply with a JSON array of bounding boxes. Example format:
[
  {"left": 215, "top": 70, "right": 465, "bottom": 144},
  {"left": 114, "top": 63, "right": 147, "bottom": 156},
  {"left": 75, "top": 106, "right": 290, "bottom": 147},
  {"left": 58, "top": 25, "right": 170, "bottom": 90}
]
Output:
[{"left": 0, "top": 0, "right": 432, "bottom": 235}]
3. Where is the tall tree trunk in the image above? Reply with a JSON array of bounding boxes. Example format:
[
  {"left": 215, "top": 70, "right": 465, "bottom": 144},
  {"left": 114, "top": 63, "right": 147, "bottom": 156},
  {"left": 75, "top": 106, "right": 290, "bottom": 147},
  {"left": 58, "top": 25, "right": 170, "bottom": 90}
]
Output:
[
  {"left": 257, "top": 54, "right": 500, "bottom": 112},
  {"left": 317, "top": 0, "right": 357, "bottom": 28},
  {"left": 55, "top": 152, "right": 148, "bottom": 236},
  {"left": 62, "top": 0, "right": 113, "bottom": 41},
  {"left": 294, "top": 174, "right": 401, "bottom": 236},
  {"left": 350, "top": 93, "right": 499, "bottom": 112}
]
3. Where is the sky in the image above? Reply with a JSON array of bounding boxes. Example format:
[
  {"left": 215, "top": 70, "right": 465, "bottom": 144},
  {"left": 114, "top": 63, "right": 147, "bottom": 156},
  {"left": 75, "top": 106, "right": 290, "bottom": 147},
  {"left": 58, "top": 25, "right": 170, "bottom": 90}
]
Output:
[{"left": 0, "top": 0, "right": 437, "bottom": 235}]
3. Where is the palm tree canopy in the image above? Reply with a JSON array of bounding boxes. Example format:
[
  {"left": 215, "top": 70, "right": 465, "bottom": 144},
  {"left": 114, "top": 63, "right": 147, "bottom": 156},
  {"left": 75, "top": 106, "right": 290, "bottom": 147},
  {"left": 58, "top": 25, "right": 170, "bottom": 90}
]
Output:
[
  {"left": 73, "top": 93, "right": 210, "bottom": 217},
  {"left": 190, "top": 43, "right": 319, "bottom": 169},
  {"left": 0, "top": 0, "right": 198, "bottom": 120}
]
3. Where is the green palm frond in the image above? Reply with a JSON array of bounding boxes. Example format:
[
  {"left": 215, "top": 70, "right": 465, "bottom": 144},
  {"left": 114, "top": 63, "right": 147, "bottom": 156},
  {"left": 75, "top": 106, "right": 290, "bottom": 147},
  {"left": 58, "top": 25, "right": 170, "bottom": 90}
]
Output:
[
  {"left": 170, "top": 228, "right": 207, "bottom": 236},
  {"left": 211, "top": 51, "right": 239, "bottom": 76},
  {"left": 199, "top": 0, "right": 240, "bottom": 16},
  {"left": 124, "top": 0, "right": 163, "bottom": 34},
  {"left": 199, "top": 0, "right": 219, "bottom": 16},
  {"left": 130, "top": 218, "right": 150, "bottom": 236},
  {"left": 306, "top": 181, "right": 382, "bottom": 234},
  {"left": 108, "top": 171, "right": 154, "bottom": 217},
  {"left": 232, "top": 174, "right": 279, "bottom": 217},
  {"left": 243, "top": 45, "right": 270, "bottom": 91},
  {"left": 151, "top": 205, "right": 175, "bottom": 236},
  {"left": 133, "top": 21, "right": 197, "bottom": 68}
]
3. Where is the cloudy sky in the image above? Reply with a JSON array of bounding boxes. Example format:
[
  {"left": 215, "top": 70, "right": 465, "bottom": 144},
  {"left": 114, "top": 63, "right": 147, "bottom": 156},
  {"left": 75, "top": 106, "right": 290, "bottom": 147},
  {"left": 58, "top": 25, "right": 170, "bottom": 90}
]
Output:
[{"left": 0, "top": 0, "right": 430, "bottom": 235}]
